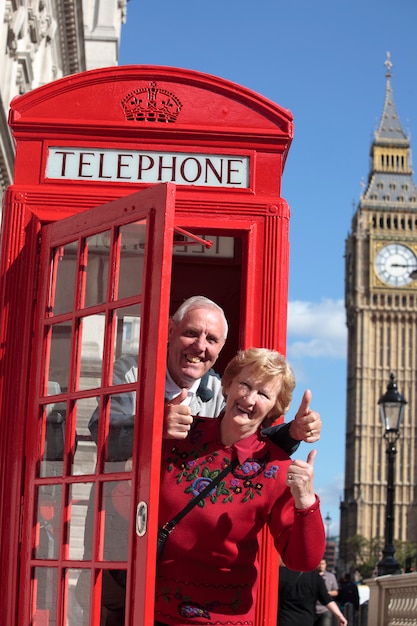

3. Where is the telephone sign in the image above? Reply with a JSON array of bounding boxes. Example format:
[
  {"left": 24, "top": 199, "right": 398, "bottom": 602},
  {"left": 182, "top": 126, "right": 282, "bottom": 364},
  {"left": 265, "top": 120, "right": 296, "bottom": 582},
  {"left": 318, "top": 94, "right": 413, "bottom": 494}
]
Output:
[{"left": 46, "top": 147, "right": 250, "bottom": 187}]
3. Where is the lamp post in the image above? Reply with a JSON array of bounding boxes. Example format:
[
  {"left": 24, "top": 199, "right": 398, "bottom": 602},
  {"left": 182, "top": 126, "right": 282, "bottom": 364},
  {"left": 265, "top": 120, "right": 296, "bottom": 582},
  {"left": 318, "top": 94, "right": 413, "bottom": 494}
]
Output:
[
  {"left": 376, "top": 373, "right": 407, "bottom": 576},
  {"left": 325, "top": 512, "right": 332, "bottom": 542},
  {"left": 324, "top": 512, "right": 331, "bottom": 563}
]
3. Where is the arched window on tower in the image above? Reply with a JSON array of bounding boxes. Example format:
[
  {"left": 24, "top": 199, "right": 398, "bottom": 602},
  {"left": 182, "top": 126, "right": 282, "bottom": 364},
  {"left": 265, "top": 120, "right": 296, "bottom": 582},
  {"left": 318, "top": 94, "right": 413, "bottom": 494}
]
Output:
[
  {"left": 379, "top": 324, "right": 384, "bottom": 367},
  {"left": 409, "top": 325, "right": 413, "bottom": 370},
  {"left": 401, "top": 324, "right": 405, "bottom": 367}
]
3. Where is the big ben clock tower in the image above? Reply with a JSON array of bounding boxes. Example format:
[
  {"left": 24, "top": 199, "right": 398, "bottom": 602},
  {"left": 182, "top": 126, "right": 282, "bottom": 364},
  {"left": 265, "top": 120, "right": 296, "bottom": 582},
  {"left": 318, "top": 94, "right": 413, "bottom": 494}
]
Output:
[{"left": 340, "top": 53, "right": 417, "bottom": 570}]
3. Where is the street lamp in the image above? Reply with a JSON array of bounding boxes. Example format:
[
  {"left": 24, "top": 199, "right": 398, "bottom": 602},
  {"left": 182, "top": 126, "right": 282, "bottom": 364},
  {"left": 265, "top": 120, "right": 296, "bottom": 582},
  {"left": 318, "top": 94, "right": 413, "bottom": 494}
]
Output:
[
  {"left": 325, "top": 512, "right": 332, "bottom": 542},
  {"left": 376, "top": 373, "right": 407, "bottom": 576}
]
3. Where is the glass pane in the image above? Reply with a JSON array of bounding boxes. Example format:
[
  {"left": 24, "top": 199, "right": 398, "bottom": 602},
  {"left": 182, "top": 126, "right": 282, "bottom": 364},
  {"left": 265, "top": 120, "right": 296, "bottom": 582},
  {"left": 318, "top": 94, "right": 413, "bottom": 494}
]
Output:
[
  {"left": 40, "top": 401, "right": 66, "bottom": 478},
  {"left": 77, "top": 314, "right": 105, "bottom": 391},
  {"left": 113, "top": 304, "right": 141, "bottom": 359},
  {"left": 51, "top": 241, "right": 78, "bottom": 316},
  {"left": 103, "top": 480, "right": 130, "bottom": 561},
  {"left": 72, "top": 398, "right": 98, "bottom": 476},
  {"left": 35, "top": 484, "right": 62, "bottom": 559},
  {"left": 68, "top": 483, "right": 93, "bottom": 561},
  {"left": 84, "top": 232, "right": 110, "bottom": 308},
  {"left": 68, "top": 568, "right": 88, "bottom": 626},
  {"left": 117, "top": 221, "right": 146, "bottom": 300},
  {"left": 87, "top": 391, "right": 135, "bottom": 471},
  {"left": 173, "top": 233, "right": 235, "bottom": 258},
  {"left": 48, "top": 321, "right": 72, "bottom": 393},
  {"left": 32, "top": 566, "right": 58, "bottom": 626},
  {"left": 101, "top": 569, "right": 126, "bottom": 624},
  {"left": 70, "top": 480, "right": 131, "bottom": 564},
  {"left": 75, "top": 569, "right": 126, "bottom": 626},
  {"left": 76, "top": 483, "right": 95, "bottom": 562},
  {"left": 96, "top": 391, "right": 136, "bottom": 469}
]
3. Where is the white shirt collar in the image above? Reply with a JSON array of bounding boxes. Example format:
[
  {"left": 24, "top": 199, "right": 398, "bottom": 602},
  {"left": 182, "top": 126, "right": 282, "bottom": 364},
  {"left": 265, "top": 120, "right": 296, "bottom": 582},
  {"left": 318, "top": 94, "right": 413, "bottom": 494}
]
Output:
[{"left": 165, "top": 369, "right": 200, "bottom": 405}]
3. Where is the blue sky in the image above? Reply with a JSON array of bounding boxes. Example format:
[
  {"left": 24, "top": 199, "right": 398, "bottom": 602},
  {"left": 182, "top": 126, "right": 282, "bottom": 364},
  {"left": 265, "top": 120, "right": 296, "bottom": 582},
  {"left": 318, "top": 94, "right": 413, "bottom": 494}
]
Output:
[{"left": 119, "top": 0, "right": 417, "bottom": 538}]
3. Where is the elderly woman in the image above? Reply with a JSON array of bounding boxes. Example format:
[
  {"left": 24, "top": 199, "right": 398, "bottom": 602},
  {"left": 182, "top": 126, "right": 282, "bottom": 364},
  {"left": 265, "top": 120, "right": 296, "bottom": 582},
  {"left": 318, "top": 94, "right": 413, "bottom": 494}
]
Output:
[{"left": 155, "top": 347, "right": 325, "bottom": 626}]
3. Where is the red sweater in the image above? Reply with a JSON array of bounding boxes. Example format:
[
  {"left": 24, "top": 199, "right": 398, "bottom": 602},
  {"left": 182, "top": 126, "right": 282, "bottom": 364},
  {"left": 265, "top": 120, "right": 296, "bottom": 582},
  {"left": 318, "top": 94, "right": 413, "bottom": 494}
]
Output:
[{"left": 155, "top": 417, "right": 325, "bottom": 626}]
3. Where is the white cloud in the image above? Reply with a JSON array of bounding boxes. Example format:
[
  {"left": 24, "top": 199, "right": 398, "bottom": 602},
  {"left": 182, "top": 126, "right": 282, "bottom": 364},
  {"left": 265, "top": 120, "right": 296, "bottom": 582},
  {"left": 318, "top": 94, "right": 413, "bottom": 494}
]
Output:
[
  {"left": 287, "top": 298, "right": 347, "bottom": 359},
  {"left": 315, "top": 475, "right": 345, "bottom": 537},
  {"left": 316, "top": 473, "right": 344, "bottom": 504}
]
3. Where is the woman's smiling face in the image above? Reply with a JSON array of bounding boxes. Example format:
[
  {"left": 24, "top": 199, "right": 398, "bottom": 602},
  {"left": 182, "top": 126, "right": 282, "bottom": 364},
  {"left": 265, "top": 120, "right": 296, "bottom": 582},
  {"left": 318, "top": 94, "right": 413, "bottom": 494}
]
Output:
[{"left": 222, "top": 364, "right": 282, "bottom": 440}]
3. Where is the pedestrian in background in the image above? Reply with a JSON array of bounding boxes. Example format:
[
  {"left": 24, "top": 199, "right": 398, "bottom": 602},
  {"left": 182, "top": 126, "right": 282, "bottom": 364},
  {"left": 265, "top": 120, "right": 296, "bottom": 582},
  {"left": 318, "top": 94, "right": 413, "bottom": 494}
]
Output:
[
  {"left": 338, "top": 573, "right": 360, "bottom": 625},
  {"left": 278, "top": 565, "right": 347, "bottom": 626},
  {"left": 315, "top": 557, "right": 339, "bottom": 625}
]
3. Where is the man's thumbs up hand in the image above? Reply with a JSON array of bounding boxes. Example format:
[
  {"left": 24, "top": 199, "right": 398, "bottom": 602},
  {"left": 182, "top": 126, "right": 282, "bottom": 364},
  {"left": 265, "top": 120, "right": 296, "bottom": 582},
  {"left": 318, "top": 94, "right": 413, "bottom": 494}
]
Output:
[{"left": 163, "top": 389, "right": 193, "bottom": 439}]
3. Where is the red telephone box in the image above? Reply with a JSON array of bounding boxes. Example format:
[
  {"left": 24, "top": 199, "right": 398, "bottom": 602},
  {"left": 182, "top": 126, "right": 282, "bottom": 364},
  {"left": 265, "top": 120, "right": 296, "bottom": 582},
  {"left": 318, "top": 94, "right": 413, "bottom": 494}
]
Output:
[{"left": 0, "top": 66, "right": 293, "bottom": 626}]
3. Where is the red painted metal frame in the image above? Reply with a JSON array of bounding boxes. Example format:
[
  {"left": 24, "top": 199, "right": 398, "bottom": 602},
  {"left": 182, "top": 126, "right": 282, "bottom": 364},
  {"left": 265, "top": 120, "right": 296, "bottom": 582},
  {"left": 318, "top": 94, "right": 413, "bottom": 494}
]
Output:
[
  {"left": 0, "top": 65, "right": 293, "bottom": 626},
  {"left": 19, "top": 184, "right": 176, "bottom": 625}
]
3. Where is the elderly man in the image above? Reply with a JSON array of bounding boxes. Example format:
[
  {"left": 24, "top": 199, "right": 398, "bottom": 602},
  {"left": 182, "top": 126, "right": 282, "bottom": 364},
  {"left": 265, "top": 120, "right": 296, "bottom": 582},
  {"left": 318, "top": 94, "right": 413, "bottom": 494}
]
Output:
[{"left": 89, "top": 295, "right": 322, "bottom": 458}]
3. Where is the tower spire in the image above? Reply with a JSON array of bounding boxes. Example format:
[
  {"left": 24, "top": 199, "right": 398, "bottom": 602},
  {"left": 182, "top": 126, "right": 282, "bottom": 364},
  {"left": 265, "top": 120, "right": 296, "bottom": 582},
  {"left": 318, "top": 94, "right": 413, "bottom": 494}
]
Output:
[
  {"left": 376, "top": 51, "right": 407, "bottom": 143},
  {"left": 360, "top": 52, "right": 417, "bottom": 208},
  {"left": 384, "top": 50, "right": 392, "bottom": 77}
]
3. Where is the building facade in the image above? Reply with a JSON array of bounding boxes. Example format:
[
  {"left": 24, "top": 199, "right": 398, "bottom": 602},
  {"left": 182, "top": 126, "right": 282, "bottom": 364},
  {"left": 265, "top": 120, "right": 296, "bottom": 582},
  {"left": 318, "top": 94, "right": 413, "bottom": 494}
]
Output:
[
  {"left": 324, "top": 540, "right": 338, "bottom": 573},
  {"left": 0, "top": 0, "right": 127, "bottom": 204},
  {"left": 340, "top": 53, "right": 417, "bottom": 570}
]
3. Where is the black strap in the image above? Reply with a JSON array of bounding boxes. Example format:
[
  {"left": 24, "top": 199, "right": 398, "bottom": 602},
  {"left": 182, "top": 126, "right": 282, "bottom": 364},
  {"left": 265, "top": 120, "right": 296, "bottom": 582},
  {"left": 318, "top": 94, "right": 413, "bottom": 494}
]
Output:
[{"left": 161, "top": 457, "right": 239, "bottom": 534}]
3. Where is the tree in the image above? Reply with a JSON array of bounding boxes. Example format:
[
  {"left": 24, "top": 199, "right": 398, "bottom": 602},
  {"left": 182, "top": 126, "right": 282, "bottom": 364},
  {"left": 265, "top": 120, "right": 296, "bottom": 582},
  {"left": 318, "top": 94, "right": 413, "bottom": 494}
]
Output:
[{"left": 345, "top": 534, "right": 417, "bottom": 579}]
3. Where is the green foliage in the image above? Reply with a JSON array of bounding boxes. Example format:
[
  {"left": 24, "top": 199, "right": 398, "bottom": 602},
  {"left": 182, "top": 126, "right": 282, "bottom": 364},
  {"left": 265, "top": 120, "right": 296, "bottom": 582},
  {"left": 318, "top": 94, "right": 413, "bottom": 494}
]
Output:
[
  {"left": 345, "top": 534, "right": 417, "bottom": 579},
  {"left": 393, "top": 539, "right": 417, "bottom": 568},
  {"left": 345, "top": 534, "right": 382, "bottom": 578}
]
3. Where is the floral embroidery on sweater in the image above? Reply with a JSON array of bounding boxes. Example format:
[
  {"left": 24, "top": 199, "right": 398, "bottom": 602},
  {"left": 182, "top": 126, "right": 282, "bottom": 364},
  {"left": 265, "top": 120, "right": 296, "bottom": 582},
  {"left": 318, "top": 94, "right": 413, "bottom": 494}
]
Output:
[
  {"left": 157, "top": 582, "right": 244, "bottom": 620},
  {"left": 166, "top": 445, "right": 278, "bottom": 505}
]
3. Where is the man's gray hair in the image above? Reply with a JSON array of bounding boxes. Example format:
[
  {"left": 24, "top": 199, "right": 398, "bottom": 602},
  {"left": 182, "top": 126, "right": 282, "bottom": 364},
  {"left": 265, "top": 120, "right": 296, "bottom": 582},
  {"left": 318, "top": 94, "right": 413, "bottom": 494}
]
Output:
[{"left": 171, "top": 296, "right": 228, "bottom": 340}]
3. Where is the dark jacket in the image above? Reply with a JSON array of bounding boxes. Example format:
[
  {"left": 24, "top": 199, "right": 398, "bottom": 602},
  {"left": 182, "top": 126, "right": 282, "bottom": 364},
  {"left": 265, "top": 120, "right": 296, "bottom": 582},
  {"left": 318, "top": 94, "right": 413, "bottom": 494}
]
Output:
[{"left": 278, "top": 567, "right": 332, "bottom": 626}]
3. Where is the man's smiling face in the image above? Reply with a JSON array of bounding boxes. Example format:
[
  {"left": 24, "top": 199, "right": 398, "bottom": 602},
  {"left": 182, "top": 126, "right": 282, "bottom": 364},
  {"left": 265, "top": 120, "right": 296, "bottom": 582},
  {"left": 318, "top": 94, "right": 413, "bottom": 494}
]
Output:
[{"left": 167, "top": 307, "right": 227, "bottom": 388}]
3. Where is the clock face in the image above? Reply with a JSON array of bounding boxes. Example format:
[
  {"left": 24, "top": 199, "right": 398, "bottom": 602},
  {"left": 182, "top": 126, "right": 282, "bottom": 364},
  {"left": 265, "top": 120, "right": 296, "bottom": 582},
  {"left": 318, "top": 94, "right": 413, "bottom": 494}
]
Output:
[{"left": 375, "top": 243, "right": 417, "bottom": 286}]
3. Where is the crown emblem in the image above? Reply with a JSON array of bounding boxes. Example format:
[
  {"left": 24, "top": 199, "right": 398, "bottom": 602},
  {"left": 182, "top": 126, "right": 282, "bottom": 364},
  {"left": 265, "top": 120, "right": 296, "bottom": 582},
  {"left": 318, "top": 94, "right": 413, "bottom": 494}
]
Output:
[{"left": 122, "top": 82, "right": 182, "bottom": 123}]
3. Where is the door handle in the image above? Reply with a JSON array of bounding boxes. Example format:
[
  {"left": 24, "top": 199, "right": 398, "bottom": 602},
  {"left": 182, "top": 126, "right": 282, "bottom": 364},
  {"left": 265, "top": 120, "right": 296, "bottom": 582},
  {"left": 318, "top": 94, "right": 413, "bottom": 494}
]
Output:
[{"left": 136, "top": 501, "right": 147, "bottom": 536}]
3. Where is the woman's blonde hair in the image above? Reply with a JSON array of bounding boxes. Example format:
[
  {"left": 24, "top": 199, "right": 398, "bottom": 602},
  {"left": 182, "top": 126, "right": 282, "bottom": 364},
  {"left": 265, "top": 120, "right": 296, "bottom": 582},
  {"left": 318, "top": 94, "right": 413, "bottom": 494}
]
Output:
[{"left": 221, "top": 347, "right": 296, "bottom": 426}]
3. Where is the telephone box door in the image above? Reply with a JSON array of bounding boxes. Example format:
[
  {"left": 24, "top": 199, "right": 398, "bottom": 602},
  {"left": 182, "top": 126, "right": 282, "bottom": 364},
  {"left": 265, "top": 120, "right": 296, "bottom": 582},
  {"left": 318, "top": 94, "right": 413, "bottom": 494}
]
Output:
[{"left": 21, "top": 183, "right": 176, "bottom": 626}]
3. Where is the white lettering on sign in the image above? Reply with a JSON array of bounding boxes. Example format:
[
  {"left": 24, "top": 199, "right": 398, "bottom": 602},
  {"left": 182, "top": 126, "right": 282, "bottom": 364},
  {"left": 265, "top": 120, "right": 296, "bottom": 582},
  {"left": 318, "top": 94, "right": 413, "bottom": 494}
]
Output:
[{"left": 46, "top": 147, "right": 250, "bottom": 188}]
